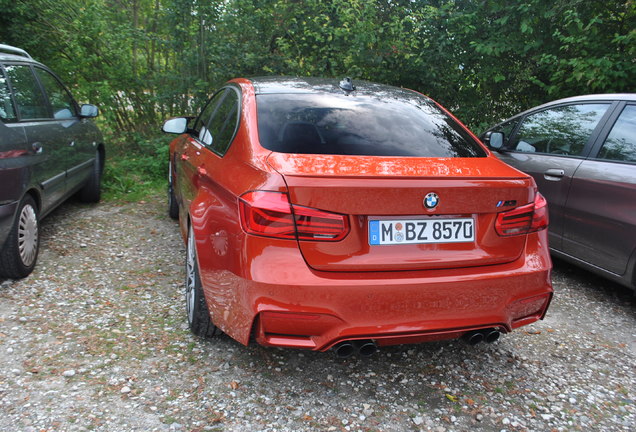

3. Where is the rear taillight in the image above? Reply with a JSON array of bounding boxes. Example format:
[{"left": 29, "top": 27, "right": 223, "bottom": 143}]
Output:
[
  {"left": 495, "top": 193, "right": 548, "bottom": 236},
  {"left": 239, "top": 191, "right": 349, "bottom": 241}
]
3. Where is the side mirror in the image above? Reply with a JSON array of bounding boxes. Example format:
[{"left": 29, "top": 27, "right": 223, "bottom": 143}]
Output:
[
  {"left": 80, "top": 104, "right": 99, "bottom": 118},
  {"left": 483, "top": 131, "right": 504, "bottom": 150},
  {"left": 162, "top": 117, "right": 188, "bottom": 134}
]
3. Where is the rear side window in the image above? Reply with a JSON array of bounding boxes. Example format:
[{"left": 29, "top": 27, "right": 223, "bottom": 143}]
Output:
[
  {"left": 598, "top": 105, "right": 636, "bottom": 163},
  {"left": 256, "top": 92, "right": 486, "bottom": 157},
  {"left": 34, "top": 67, "right": 76, "bottom": 119},
  {"left": 510, "top": 104, "right": 609, "bottom": 156},
  {"left": 194, "top": 90, "right": 226, "bottom": 145},
  {"left": 4, "top": 65, "right": 48, "bottom": 120},
  {"left": 206, "top": 89, "right": 239, "bottom": 155},
  {"left": 0, "top": 68, "right": 17, "bottom": 121},
  {"left": 194, "top": 88, "right": 240, "bottom": 155}
]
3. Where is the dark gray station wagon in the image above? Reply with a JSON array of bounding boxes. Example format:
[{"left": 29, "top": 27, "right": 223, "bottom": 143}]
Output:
[
  {"left": 0, "top": 45, "right": 104, "bottom": 279},
  {"left": 482, "top": 94, "right": 636, "bottom": 291}
]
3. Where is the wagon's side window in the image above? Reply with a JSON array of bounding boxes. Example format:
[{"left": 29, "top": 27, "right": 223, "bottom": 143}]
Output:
[
  {"left": 3, "top": 64, "right": 49, "bottom": 120},
  {"left": 597, "top": 105, "right": 636, "bottom": 163},
  {"left": 0, "top": 67, "right": 17, "bottom": 121},
  {"left": 509, "top": 104, "right": 609, "bottom": 156},
  {"left": 33, "top": 67, "right": 77, "bottom": 119}
]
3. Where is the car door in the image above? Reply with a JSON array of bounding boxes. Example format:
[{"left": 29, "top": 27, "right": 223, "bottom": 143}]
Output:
[
  {"left": 495, "top": 102, "right": 614, "bottom": 251},
  {"left": 0, "top": 66, "right": 28, "bottom": 205},
  {"left": 32, "top": 66, "right": 95, "bottom": 194},
  {"left": 175, "top": 87, "right": 240, "bottom": 218},
  {"left": 175, "top": 88, "right": 226, "bottom": 213},
  {"left": 561, "top": 103, "right": 636, "bottom": 276},
  {"left": 3, "top": 63, "right": 66, "bottom": 212}
]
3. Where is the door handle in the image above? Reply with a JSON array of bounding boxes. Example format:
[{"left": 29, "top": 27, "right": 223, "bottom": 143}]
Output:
[
  {"left": 197, "top": 167, "right": 207, "bottom": 176},
  {"left": 544, "top": 168, "right": 565, "bottom": 181},
  {"left": 32, "top": 142, "right": 43, "bottom": 154},
  {"left": 181, "top": 153, "right": 189, "bottom": 161}
]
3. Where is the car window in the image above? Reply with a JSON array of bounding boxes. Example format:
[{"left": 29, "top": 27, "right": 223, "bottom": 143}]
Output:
[
  {"left": 4, "top": 64, "right": 48, "bottom": 120},
  {"left": 193, "top": 89, "right": 227, "bottom": 146},
  {"left": 256, "top": 92, "right": 486, "bottom": 157},
  {"left": 33, "top": 67, "right": 76, "bottom": 119},
  {"left": 597, "top": 105, "right": 636, "bottom": 163},
  {"left": 206, "top": 89, "right": 239, "bottom": 155},
  {"left": 0, "top": 67, "right": 17, "bottom": 121},
  {"left": 490, "top": 118, "right": 519, "bottom": 143},
  {"left": 510, "top": 104, "right": 609, "bottom": 156}
]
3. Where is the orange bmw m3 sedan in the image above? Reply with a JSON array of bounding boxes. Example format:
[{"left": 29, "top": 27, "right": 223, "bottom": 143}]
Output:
[{"left": 162, "top": 77, "right": 552, "bottom": 357}]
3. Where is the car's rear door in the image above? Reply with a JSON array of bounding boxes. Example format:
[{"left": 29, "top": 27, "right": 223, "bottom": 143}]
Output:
[
  {"left": 175, "top": 87, "right": 240, "bottom": 216},
  {"left": 32, "top": 66, "right": 95, "bottom": 194},
  {"left": 0, "top": 65, "right": 28, "bottom": 207},
  {"left": 561, "top": 103, "right": 636, "bottom": 276},
  {"left": 3, "top": 63, "right": 66, "bottom": 213},
  {"left": 495, "top": 102, "right": 615, "bottom": 251}
]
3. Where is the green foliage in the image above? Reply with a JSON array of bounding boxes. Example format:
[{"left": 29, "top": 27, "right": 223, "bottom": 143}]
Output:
[
  {"left": 102, "top": 133, "right": 169, "bottom": 201},
  {"left": 1, "top": 0, "right": 634, "bottom": 198}
]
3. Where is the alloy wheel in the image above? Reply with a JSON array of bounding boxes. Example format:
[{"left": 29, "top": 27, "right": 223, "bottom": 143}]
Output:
[{"left": 185, "top": 225, "right": 196, "bottom": 325}]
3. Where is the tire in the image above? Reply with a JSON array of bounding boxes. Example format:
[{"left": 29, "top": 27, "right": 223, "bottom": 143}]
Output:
[
  {"left": 168, "top": 161, "right": 179, "bottom": 219},
  {"left": 79, "top": 150, "right": 102, "bottom": 203},
  {"left": 185, "top": 223, "right": 218, "bottom": 338},
  {"left": 0, "top": 195, "right": 40, "bottom": 279}
]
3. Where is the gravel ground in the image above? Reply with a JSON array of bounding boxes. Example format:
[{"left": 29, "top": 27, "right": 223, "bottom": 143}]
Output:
[{"left": 1, "top": 195, "right": 634, "bottom": 432}]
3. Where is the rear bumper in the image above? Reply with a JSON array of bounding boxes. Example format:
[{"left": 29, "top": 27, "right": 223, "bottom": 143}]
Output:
[
  {"left": 0, "top": 200, "right": 18, "bottom": 248},
  {"left": 198, "top": 231, "right": 553, "bottom": 351},
  {"left": 250, "top": 269, "right": 552, "bottom": 351}
]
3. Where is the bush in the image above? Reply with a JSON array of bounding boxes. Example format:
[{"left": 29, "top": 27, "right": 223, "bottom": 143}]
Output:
[{"left": 102, "top": 132, "right": 170, "bottom": 201}]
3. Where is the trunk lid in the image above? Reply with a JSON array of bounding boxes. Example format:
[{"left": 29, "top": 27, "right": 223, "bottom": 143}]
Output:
[{"left": 267, "top": 153, "right": 534, "bottom": 272}]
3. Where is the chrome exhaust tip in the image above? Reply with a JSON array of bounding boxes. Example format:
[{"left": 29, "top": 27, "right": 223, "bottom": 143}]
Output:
[
  {"left": 333, "top": 341, "right": 355, "bottom": 358},
  {"left": 356, "top": 340, "right": 378, "bottom": 358}
]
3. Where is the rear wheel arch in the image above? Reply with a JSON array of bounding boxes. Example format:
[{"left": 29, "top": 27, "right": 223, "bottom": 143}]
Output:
[
  {"left": 185, "top": 215, "right": 219, "bottom": 338},
  {"left": 628, "top": 247, "right": 636, "bottom": 291},
  {"left": 0, "top": 193, "right": 40, "bottom": 278},
  {"left": 23, "top": 188, "right": 42, "bottom": 215},
  {"left": 168, "top": 157, "right": 179, "bottom": 219}
]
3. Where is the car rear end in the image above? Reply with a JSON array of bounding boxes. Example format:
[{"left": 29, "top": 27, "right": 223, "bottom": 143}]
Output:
[
  {"left": 241, "top": 161, "right": 552, "bottom": 352},
  {"left": 198, "top": 78, "right": 553, "bottom": 352}
]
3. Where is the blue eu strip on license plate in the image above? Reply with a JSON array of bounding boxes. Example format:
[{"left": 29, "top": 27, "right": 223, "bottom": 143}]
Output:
[{"left": 369, "top": 218, "right": 474, "bottom": 245}]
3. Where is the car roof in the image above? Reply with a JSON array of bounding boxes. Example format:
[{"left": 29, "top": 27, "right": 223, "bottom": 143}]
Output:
[
  {"left": 538, "top": 93, "right": 636, "bottom": 105},
  {"left": 0, "top": 45, "right": 41, "bottom": 65},
  {"left": 249, "top": 76, "right": 414, "bottom": 98},
  {"left": 0, "top": 44, "right": 29, "bottom": 58},
  {"left": 0, "top": 54, "right": 51, "bottom": 74},
  {"left": 514, "top": 93, "right": 636, "bottom": 117},
  {"left": 0, "top": 53, "right": 39, "bottom": 63},
  {"left": 485, "top": 93, "right": 636, "bottom": 132}
]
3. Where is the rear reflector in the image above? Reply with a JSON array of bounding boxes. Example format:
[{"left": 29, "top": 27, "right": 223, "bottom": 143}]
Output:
[
  {"left": 495, "top": 193, "right": 548, "bottom": 236},
  {"left": 239, "top": 191, "right": 349, "bottom": 241}
]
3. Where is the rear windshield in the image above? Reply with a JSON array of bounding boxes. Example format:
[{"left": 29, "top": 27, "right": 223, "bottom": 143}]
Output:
[{"left": 256, "top": 92, "right": 486, "bottom": 157}]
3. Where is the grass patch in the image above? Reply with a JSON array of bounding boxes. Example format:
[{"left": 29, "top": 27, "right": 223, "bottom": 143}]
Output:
[{"left": 102, "top": 132, "right": 171, "bottom": 202}]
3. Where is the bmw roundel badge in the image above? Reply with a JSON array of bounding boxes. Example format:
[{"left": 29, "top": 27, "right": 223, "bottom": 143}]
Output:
[{"left": 424, "top": 192, "right": 439, "bottom": 209}]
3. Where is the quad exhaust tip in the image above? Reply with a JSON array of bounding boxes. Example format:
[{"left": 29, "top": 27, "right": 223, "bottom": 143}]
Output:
[
  {"left": 333, "top": 339, "right": 377, "bottom": 358},
  {"left": 333, "top": 330, "right": 500, "bottom": 357},
  {"left": 463, "top": 328, "right": 501, "bottom": 345}
]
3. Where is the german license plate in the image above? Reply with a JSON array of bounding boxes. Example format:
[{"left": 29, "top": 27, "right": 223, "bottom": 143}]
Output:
[{"left": 369, "top": 218, "right": 474, "bottom": 245}]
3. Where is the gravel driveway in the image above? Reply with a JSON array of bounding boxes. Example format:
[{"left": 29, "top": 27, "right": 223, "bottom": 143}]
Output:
[{"left": 1, "top": 195, "right": 634, "bottom": 432}]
